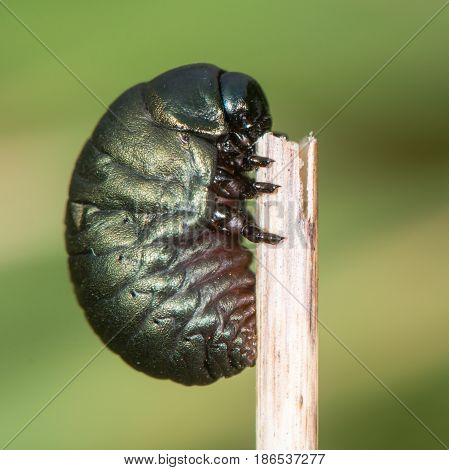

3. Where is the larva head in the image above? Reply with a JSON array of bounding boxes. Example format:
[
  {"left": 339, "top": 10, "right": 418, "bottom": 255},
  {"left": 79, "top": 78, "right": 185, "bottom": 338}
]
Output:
[{"left": 219, "top": 72, "right": 272, "bottom": 145}]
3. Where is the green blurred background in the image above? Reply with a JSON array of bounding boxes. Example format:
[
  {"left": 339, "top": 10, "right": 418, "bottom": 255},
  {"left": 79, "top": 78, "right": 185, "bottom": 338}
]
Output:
[{"left": 1, "top": 0, "right": 448, "bottom": 449}]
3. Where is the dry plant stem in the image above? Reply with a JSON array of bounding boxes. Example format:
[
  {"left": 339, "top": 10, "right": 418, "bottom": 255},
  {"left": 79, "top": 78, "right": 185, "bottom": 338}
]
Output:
[{"left": 256, "top": 133, "right": 318, "bottom": 450}]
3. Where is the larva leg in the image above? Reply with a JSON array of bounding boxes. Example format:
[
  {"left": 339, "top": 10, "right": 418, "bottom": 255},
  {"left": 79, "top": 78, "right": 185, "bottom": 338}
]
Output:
[
  {"left": 217, "top": 149, "right": 274, "bottom": 173},
  {"left": 212, "top": 167, "right": 279, "bottom": 199},
  {"left": 217, "top": 133, "right": 276, "bottom": 172},
  {"left": 209, "top": 203, "right": 283, "bottom": 244},
  {"left": 247, "top": 155, "right": 274, "bottom": 168},
  {"left": 214, "top": 131, "right": 284, "bottom": 242},
  {"left": 217, "top": 152, "right": 274, "bottom": 172}
]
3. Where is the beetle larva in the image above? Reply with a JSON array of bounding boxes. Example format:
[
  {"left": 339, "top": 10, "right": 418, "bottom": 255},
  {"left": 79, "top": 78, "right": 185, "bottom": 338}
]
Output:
[{"left": 65, "top": 63, "right": 282, "bottom": 385}]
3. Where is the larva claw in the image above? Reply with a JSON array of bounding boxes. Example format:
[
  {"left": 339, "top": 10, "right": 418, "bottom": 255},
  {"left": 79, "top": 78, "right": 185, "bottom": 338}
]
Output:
[
  {"left": 242, "top": 225, "right": 284, "bottom": 244},
  {"left": 253, "top": 182, "right": 280, "bottom": 193},
  {"left": 249, "top": 156, "right": 275, "bottom": 167}
]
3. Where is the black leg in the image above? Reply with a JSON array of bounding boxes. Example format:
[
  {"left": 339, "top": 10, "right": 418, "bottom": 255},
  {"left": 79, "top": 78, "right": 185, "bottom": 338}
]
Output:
[
  {"left": 212, "top": 130, "right": 284, "bottom": 244},
  {"left": 212, "top": 168, "right": 279, "bottom": 200},
  {"left": 208, "top": 203, "right": 283, "bottom": 245},
  {"left": 217, "top": 131, "right": 280, "bottom": 172},
  {"left": 248, "top": 155, "right": 275, "bottom": 168},
  {"left": 217, "top": 147, "right": 275, "bottom": 173},
  {"left": 241, "top": 224, "right": 284, "bottom": 244}
]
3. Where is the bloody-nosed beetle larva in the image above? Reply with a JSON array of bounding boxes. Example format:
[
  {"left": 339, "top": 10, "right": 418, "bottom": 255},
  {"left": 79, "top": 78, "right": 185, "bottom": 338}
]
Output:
[{"left": 65, "top": 63, "right": 282, "bottom": 385}]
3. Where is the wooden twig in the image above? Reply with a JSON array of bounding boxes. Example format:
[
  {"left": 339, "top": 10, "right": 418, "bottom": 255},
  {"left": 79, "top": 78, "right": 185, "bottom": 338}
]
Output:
[{"left": 255, "top": 133, "right": 318, "bottom": 449}]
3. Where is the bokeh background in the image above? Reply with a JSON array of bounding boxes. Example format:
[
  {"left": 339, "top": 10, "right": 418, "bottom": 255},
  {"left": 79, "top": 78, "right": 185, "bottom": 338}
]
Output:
[{"left": 1, "top": 0, "right": 448, "bottom": 449}]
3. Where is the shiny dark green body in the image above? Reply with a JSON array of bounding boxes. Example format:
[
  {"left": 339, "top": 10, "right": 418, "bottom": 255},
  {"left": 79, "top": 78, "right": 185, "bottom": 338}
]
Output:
[{"left": 65, "top": 65, "right": 257, "bottom": 385}]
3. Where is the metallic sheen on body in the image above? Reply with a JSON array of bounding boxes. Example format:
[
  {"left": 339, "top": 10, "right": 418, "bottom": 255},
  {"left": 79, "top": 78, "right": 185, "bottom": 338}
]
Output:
[{"left": 66, "top": 64, "right": 274, "bottom": 385}]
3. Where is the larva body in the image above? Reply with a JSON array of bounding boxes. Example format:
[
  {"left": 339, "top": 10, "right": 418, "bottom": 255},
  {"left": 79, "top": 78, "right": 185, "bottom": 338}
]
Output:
[{"left": 65, "top": 64, "right": 280, "bottom": 385}]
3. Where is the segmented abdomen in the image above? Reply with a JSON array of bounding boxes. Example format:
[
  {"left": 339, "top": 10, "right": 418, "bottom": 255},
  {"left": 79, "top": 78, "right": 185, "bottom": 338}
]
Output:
[
  {"left": 66, "top": 199, "right": 255, "bottom": 385},
  {"left": 66, "top": 105, "right": 256, "bottom": 385}
]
